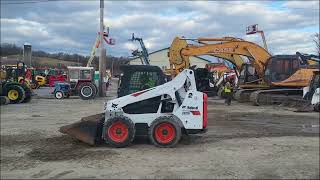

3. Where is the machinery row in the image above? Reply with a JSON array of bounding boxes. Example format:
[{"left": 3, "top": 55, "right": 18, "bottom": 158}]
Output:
[
  {"left": 59, "top": 27, "right": 319, "bottom": 148},
  {"left": 0, "top": 31, "right": 114, "bottom": 104},
  {"left": 2, "top": 25, "right": 318, "bottom": 148}
]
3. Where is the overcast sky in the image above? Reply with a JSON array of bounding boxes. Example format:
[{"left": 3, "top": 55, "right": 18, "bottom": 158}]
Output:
[{"left": 1, "top": 0, "right": 319, "bottom": 58}]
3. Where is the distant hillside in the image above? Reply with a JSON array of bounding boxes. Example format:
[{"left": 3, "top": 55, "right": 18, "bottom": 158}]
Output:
[
  {"left": 1, "top": 55, "right": 82, "bottom": 68},
  {"left": 0, "top": 43, "right": 129, "bottom": 73}
]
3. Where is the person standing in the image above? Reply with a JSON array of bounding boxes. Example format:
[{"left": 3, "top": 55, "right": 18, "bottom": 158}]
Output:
[{"left": 224, "top": 82, "right": 233, "bottom": 105}]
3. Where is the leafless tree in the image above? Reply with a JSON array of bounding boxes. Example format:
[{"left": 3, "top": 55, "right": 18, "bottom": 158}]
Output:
[{"left": 314, "top": 33, "right": 320, "bottom": 54}]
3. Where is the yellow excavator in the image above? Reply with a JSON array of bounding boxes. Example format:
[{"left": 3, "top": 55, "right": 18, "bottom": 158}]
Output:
[
  {"left": 169, "top": 36, "right": 318, "bottom": 105},
  {"left": 168, "top": 37, "right": 249, "bottom": 95},
  {"left": 169, "top": 37, "right": 247, "bottom": 77}
]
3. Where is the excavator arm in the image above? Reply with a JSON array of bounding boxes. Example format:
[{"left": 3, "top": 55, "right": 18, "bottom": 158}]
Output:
[
  {"left": 179, "top": 40, "right": 271, "bottom": 77},
  {"left": 169, "top": 37, "right": 190, "bottom": 77},
  {"left": 210, "top": 54, "right": 245, "bottom": 72},
  {"left": 169, "top": 37, "right": 271, "bottom": 79},
  {"left": 195, "top": 38, "right": 247, "bottom": 71}
]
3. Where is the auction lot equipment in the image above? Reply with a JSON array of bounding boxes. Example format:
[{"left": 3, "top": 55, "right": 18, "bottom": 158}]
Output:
[
  {"left": 0, "top": 81, "right": 31, "bottom": 104},
  {"left": 300, "top": 70, "right": 320, "bottom": 112},
  {"left": 51, "top": 66, "right": 102, "bottom": 100},
  {"left": 60, "top": 69, "right": 208, "bottom": 148},
  {"left": 169, "top": 37, "right": 318, "bottom": 106},
  {"left": 0, "top": 63, "right": 32, "bottom": 104},
  {"left": 52, "top": 82, "right": 71, "bottom": 99}
]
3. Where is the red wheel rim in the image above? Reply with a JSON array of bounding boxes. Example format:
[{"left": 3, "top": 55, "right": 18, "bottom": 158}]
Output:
[
  {"left": 154, "top": 122, "right": 176, "bottom": 144},
  {"left": 107, "top": 121, "right": 129, "bottom": 143}
]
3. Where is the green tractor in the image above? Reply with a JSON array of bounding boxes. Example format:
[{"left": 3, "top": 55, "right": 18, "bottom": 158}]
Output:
[{"left": 0, "top": 62, "right": 32, "bottom": 105}]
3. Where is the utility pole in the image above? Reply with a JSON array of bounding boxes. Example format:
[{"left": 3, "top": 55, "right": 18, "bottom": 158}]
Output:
[
  {"left": 111, "top": 59, "right": 114, "bottom": 77},
  {"left": 99, "top": 0, "right": 107, "bottom": 97}
]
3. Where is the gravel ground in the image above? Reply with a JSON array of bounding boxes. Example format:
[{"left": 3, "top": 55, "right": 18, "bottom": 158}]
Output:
[{"left": 1, "top": 79, "right": 319, "bottom": 179}]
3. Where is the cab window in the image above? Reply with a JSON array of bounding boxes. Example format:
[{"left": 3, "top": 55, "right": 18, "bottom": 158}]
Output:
[
  {"left": 80, "top": 70, "right": 91, "bottom": 80},
  {"left": 69, "top": 69, "right": 79, "bottom": 79}
]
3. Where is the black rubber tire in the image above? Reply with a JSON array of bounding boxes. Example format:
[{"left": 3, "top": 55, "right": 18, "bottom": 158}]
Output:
[
  {"left": 0, "top": 96, "right": 10, "bottom": 105},
  {"left": 93, "top": 83, "right": 99, "bottom": 98},
  {"left": 149, "top": 116, "right": 182, "bottom": 148},
  {"left": 54, "top": 91, "right": 64, "bottom": 99},
  {"left": 33, "top": 80, "right": 40, "bottom": 89},
  {"left": 6, "top": 85, "right": 25, "bottom": 104},
  {"left": 104, "top": 116, "right": 135, "bottom": 148},
  {"left": 20, "top": 83, "right": 32, "bottom": 103},
  {"left": 78, "top": 82, "right": 97, "bottom": 100}
]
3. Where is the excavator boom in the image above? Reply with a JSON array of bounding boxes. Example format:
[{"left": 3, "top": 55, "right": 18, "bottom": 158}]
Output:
[
  {"left": 169, "top": 37, "right": 251, "bottom": 77},
  {"left": 180, "top": 40, "right": 271, "bottom": 77},
  {"left": 169, "top": 36, "right": 316, "bottom": 88}
]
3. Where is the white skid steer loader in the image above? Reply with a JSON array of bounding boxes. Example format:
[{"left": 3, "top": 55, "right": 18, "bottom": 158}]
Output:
[{"left": 60, "top": 69, "right": 208, "bottom": 148}]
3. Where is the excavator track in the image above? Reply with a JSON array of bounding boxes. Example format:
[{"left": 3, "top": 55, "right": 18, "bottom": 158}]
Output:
[
  {"left": 249, "top": 89, "right": 303, "bottom": 106},
  {"left": 234, "top": 89, "right": 257, "bottom": 102}
]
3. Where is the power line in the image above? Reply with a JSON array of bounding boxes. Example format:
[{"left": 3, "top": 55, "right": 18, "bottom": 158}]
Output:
[
  {"left": 1, "top": 0, "right": 319, "bottom": 11},
  {"left": 1, "top": 0, "right": 59, "bottom": 5}
]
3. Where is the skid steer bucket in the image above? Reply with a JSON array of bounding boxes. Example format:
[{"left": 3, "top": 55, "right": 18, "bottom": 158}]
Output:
[{"left": 59, "top": 113, "right": 104, "bottom": 145}]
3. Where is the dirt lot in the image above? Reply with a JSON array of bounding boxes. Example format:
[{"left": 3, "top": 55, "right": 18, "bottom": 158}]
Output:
[{"left": 1, "top": 80, "right": 319, "bottom": 179}]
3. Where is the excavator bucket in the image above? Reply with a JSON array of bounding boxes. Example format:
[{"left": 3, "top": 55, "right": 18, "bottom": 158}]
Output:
[{"left": 59, "top": 113, "right": 104, "bottom": 145}]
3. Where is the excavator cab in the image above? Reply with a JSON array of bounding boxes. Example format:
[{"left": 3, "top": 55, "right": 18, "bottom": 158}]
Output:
[
  {"left": 264, "top": 55, "right": 300, "bottom": 83},
  {"left": 238, "top": 63, "right": 260, "bottom": 84},
  {"left": 263, "top": 53, "right": 319, "bottom": 84}
]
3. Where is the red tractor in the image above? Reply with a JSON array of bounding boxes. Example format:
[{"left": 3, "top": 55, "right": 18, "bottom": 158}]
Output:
[
  {"left": 35, "top": 68, "right": 67, "bottom": 87},
  {"left": 53, "top": 66, "right": 98, "bottom": 100}
]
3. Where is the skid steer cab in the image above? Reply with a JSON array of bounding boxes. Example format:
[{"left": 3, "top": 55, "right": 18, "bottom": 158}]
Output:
[
  {"left": 117, "top": 65, "right": 166, "bottom": 97},
  {"left": 60, "top": 69, "right": 208, "bottom": 148}
]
